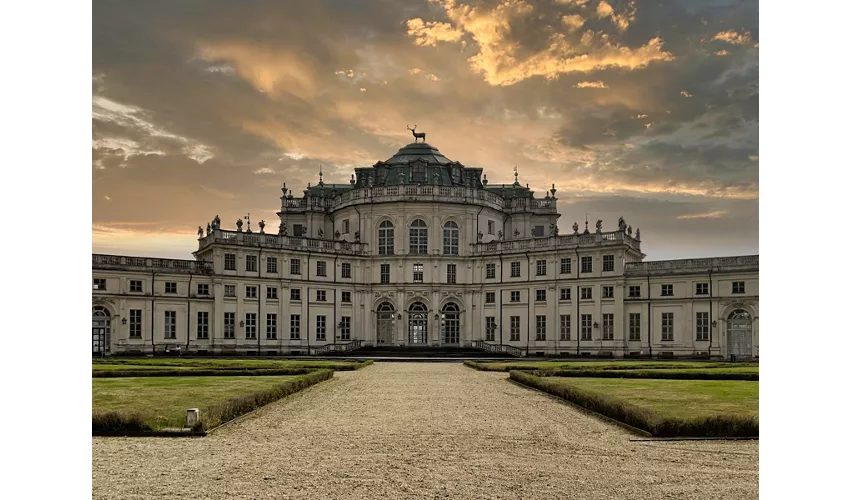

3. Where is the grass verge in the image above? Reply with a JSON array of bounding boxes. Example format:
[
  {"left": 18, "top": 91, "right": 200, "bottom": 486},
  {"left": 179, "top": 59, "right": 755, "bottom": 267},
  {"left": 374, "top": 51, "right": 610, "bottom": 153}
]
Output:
[
  {"left": 93, "top": 358, "right": 372, "bottom": 372},
  {"left": 465, "top": 360, "right": 757, "bottom": 373},
  {"left": 510, "top": 370, "right": 758, "bottom": 438},
  {"left": 533, "top": 368, "right": 757, "bottom": 381}
]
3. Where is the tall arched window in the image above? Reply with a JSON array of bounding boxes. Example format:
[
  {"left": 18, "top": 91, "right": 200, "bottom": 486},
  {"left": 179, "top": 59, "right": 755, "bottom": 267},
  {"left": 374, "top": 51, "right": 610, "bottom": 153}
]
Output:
[
  {"left": 443, "top": 221, "right": 459, "bottom": 255},
  {"left": 378, "top": 220, "right": 394, "bottom": 255},
  {"left": 409, "top": 219, "right": 428, "bottom": 255}
]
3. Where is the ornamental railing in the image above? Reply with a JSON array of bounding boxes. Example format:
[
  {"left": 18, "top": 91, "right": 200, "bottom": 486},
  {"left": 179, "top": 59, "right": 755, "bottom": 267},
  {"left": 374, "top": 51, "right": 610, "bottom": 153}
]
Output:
[
  {"left": 313, "top": 339, "right": 364, "bottom": 355},
  {"left": 624, "top": 255, "right": 759, "bottom": 276},
  {"left": 472, "top": 340, "right": 523, "bottom": 357},
  {"left": 471, "top": 230, "right": 641, "bottom": 255},
  {"left": 92, "top": 254, "right": 214, "bottom": 274},
  {"left": 280, "top": 185, "right": 558, "bottom": 215},
  {"left": 198, "top": 230, "right": 369, "bottom": 255}
]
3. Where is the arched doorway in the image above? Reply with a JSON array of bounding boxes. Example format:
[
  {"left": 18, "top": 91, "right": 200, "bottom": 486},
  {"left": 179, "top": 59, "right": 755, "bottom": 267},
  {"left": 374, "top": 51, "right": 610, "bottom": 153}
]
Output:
[
  {"left": 441, "top": 302, "right": 460, "bottom": 344},
  {"left": 376, "top": 302, "right": 395, "bottom": 345},
  {"left": 92, "top": 306, "right": 111, "bottom": 356},
  {"left": 408, "top": 302, "right": 428, "bottom": 344},
  {"left": 727, "top": 309, "right": 753, "bottom": 360}
]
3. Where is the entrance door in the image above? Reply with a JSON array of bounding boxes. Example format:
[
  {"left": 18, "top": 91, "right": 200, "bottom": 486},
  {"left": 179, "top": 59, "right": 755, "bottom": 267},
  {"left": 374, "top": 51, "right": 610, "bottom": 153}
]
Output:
[
  {"left": 727, "top": 309, "right": 753, "bottom": 359},
  {"left": 92, "top": 306, "right": 111, "bottom": 356},
  {"left": 442, "top": 302, "right": 460, "bottom": 344},
  {"left": 376, "top": 302, "right": 395, "bottom": 345},
  {"left": 408, "top": 302, "right": 428, "bottom": 344}
]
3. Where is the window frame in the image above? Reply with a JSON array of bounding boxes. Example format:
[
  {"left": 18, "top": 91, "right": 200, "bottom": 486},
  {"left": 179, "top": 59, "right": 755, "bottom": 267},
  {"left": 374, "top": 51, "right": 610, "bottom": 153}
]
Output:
[
  {"left": 628, "top": 313, "right": 640, "bottom": 341},
  {"left": 266, "top": 286, "right": 278, "bottom": 300},
  {"left": 560, "top": 258, "right": 571, "bottom": 275},
  {"left": 165, "top": 282, "right": 177, "bottom": 294},
  {"left": 290, "top": 258, "right": 301, "bottom": 275},
  {"left": 485, "top": 263, "right": 496, "bottom": 279},
  {"left": 732, "top": 281, "right": 745, "bottom": 294},
  {"left": 510, "top": 261, "right": 521, "bottom": 278},
  {"left": 245, "top": 255, "right": 257, "bottom": 272},
  {"left": 290, "top": 288, "right": 301, "bottom": 301},
  {"left": 535, "top": 315, "right": 546, "bottom": 340},
  {"left": 380, "top": 263, "right": 391, "bottom": 284},
  {"left": 129, "top": 309, "right": 142, "bottom": 338},
  {"left": 602, "top": 286, "right": 614, "bottom": 299},
  {"left": 197, "top": 311, "right": 209, "bottom": 339},
  {"left": 446, "top": 263, "right": 457, "bottom": 284},
  {"left": 510, "top": 291, "right": 521, "bottom": 302},
  {"left": 378, "top": 220, "right": 395, "bottom": 255},
  {"left": 164, "top": 310, "right": 176, "bottom": 339},
  {"left": 316, "top": 260, "right": 327, "bottom": 277},
  {"left": 535, "top": 289, "right": 546, "bottom": 302},
  {"left": 509, "top": 316, "right": 521, "bottom": 341},
  {"left": 443, "top": 221, "right": 459, "bottom": 256},
  {"left": 129, "top": 280, "right": 143, "bottom": 293},
  {"left": 602, "top": 255, "right": 614, "bottom": 272},
  {"left": 409, "top": 219, "right": 428, "bottom": 255},
  {"left": 290, "top": 314, "right": 301, "bottom": 339},
  {"left": 341, "top": 262, "right": 351, "bottom": 279},
  {"left": 316, "top": 315, "right": 327, "bottom": 341},
  {"left": 661, "top": 312, "right": 674, "bottom": 341},
  {"left": 245, "top": 312, "right": 257, "bottom": 339},
  {"left": 266, "top": 313, "right": 277, "bottom": 340},
  {"left": 581, "top": 256, "right": 592, "bottom": 274},
  {"left": 560, "top": 314, "right": 570, "bottom": 341},
  {"left": 340, "top": 316, "right": 351, "bottom": 340},
  {"left": 602, "top": 313, "right": 614, "bottom": 340},
  {"left": 224, "top": 253, "right": 236, "bottom": 271},
  {"left": 316, "top": 290, "right": 327, "bottom": 302},
  {"left": 559, "top": 288, "right": 571, "bottom": 301},
  {"left": 580, "top": 314, "right": 592, "bottom": 341},
  {"left": 696, "top": 312, "right": 709, "bottom": 341},
  {"left": 485, "top": 292, "right": 495, "bottom": 304},
  {"left": 224, "top": 312, "right": 235, "bottom": 339},
  {"left": 267, "top": 257, "right": 278, "bottom": 274},
  {"left": 661, "top": 284, "right": 673, "bottom": 297}
]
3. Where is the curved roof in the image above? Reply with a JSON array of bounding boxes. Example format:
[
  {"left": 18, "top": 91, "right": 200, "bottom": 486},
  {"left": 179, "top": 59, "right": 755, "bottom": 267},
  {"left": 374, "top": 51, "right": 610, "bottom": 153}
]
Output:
[{"left": 384, "top": 142, "right": 454, "bottom": 166}]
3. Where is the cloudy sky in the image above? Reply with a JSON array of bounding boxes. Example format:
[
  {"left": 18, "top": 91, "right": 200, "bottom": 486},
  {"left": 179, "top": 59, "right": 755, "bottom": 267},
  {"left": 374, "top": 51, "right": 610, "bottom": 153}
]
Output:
[{"left": 92, "top": 0, "right": 758, "bottom": 260}]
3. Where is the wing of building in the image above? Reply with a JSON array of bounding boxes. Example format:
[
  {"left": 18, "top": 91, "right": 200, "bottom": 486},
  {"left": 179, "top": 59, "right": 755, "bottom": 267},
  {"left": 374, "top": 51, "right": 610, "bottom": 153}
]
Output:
[{"left": 92, "top": 141, "right": 759, "bottom": 359}]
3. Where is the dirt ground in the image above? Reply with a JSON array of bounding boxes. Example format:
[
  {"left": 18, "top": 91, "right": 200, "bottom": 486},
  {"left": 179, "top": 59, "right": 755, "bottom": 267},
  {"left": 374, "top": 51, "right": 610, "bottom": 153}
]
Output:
[{"left": 92, "top": 363, "right": 758, "bottom": 499}]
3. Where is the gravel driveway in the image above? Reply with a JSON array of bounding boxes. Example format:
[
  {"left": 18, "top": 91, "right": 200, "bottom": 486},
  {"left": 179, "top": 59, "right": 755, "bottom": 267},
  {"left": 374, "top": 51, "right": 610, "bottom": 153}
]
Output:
[{"left": 92, "top": 363, "right": 758, "bottom": 499}]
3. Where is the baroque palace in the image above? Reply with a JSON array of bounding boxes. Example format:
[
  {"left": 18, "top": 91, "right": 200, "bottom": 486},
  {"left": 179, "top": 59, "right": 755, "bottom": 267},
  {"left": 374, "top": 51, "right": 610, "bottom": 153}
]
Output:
[{"left": 92, "top": 141, "right": 759, "bottom": 359}]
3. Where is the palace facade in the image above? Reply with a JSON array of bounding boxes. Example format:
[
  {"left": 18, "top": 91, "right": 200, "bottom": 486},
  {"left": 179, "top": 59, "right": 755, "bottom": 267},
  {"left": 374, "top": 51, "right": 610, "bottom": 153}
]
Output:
[{"left": 92, "top": 142, "right": 759, "bottom": 359}]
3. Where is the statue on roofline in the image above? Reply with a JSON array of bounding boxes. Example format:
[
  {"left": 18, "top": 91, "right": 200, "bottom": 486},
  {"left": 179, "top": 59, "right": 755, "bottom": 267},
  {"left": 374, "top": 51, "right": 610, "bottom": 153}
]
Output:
[
  {"left": 595, "top": 219, "right": 602, "bottom": 233},
  {"left": 572, "top": 222, "right": 579, "bottom": 234},
  {"left": 197, "top": 226, "right": 203, "bottom": 238}
]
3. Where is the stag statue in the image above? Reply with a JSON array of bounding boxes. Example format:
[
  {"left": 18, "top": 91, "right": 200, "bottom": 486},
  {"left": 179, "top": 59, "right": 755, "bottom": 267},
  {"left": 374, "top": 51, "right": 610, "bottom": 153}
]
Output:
[{"left": 407, "top": 125, "right": 426, "bottom": 143}]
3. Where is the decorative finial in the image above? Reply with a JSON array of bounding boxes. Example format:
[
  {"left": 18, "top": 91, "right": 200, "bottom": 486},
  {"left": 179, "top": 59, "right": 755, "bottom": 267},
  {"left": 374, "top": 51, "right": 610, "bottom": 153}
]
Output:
[
  {"left": 482, "top": 173, "right": 488, "bottom": 186},
  {"left": 319, "top": 165, "right": 324, "bottom": 186},
  {"left": 350, "top": 173, "right": 355, "bottom": 185},
  {"left": 551, "top": 183, "right": 557, "bottom": 196},
  {"left": 244, "top": 213, "right": 251, "bottom": 233},
  {"left": 236, "top": 218, "right": 243, "bottom": 232},
  {"left": 513, "top": 166, "right": 518, "bottom": 185},
  {"left": 636, "top": 228, "right": 641, "bottom": 240},
  {"left": 584, "top": 214, "right": 589, "bottom": 234}
]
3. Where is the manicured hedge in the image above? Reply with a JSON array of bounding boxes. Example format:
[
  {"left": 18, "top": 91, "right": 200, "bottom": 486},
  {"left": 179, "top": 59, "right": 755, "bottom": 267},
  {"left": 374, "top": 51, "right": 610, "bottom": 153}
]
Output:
[
  {"left": 92, "top": 411, "right": 152, "bottom": 433},
  {"left": 534, "top": 369, "right": 758, "bottom": 381},
  {"left": 509, "top": 370, "right": 758, "bottom": 438},
  {"left": 92, "top": 368, "right": 317, "bottom": 378}
]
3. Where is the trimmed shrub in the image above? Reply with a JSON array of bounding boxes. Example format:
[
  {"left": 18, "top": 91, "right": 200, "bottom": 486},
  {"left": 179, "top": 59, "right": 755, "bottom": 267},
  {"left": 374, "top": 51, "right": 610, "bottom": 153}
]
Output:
[
  {"left": 534, "top": 369, "right": 758, "bottom": 381},
  {"left": 509, "top": 370, "right": 758, "bottom": 438},
  {"left": 92, "top": 411, "right": 151, "bottom": 433},
  {"left": 92, "top": 368, "right": 316, "bottom": 378}
]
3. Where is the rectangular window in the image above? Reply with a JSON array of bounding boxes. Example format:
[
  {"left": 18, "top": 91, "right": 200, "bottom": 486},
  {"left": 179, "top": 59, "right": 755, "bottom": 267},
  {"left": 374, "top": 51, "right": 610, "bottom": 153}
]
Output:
[
  {"left": 485, "top": 317, "right": 497, "bottom": 341},
  {"left": 293, "top": 224, "right": 304, "bottom": 237},
  {"left": 316, "top": 261, "right": 327, "bottom": 277},
  {"left": 536, "top": 259, "right": 547, "bottom": 276},
  {"left": 581, "top": 256, "right": 592, "bottom": 273},
  {"left": 536, "top": 315, "right": 546, "bottom": 340},
  {"left": 488, "top": 220, "right": 495, "bottom": 235},
  {"left": 413, "top": 263, "right": 424, "bottom": 283},
  {"left": 267, "top": 257, "right": 278, "bottom": 274},
  {"left": 245, "top": 313, "right": 257, "bottom": 339},
  {"left": 560, "top": 258, "right": 571, "bottom": 275},
  {"left": 245, "top": 255, "right": 257, "bottom": 272},
  {"left": 560, "top": 288, "right": 571, "bottom": 301},
  {"left": 290, "top": 258, "right": 301, "bottom": 275},
  {"left": 267, "top": 287, "right": 278, "bottom": 300},
  {"left": 696, "top": 312, "right": 709, "bottom": 341},
  {"left": 129, "top": 309, "right": 142, "bottom": 338},
  {"left": 696, "top": 283, "right": 709, "bottom": 295},
  {"left": 316, "top": 315, "right": 326, "bottom": 341},
  {"left": 602, "top": 313, "right": 614, "bottom": 340},
  {"left": 581, "top": 287, "right": 592, "bottom": 300},
  {"left": 661, "top": 284, "right": 673, "bottom": 296},
  {"left": 224, "top": 312, "right": 235, "bottom": 339},
  {"left": 380, "top": 263, "right": 391, "bottom": 284},
  {"left": 443, "top": 225, "right": 459, "bottom": 255},
  {"left": 580, "top": 314, "right": 592, "bottom": 341},
  {"left": 225, "top": 284, "right": 236, "bottom": 297},
  {"left": 379, "top": 223, "right": 394, "bottom": 255},
  {"left": 290, "top": 288, "right": 301, "bottom": 301},
  {"left": 164, "top": 311, "right": 176, "bottom": 339},
  {"left": 510, "top": 261, "right": 521, "bottom": 277},
  {"left": 290, "top": 314, "right": 301, "bottom": 339},
  {"left": 245, "top": 285, "right": 257, "bottom": 299},
  {"left": 629, "top": 313, "right": 640, "bottom": 341},
  {"left": 341, "top": 262, "right": 351, "bottom": 279},
  {"left": 340, "top": 316, "right": 351, "bottom": 340},
  {"left": 485, "top": 292, "right": 495, "bottom": 304},
  {"left": 485, "top": 263, "right": 496, "bottom": 279},
  {"left": 266, "top": 313, "right": 277, "bottom": 340},
  {"left": 533, "top": 225, "right": 544, "bottom": 237},
  {"left": 341, "top": 291, "right": 351, "bottom": 303},
  {"left": 560, "top": 314, "right": 570, "bottom": 341},
  {"left": 510, "top": 291, "right": 521, "bottom": 302},
  {"left": 628, "top": 286, "right": 641, "bottom": 298},
  {"left": 661, "top": 312, "right": 674, "bottom": 341},
  {"left": 409, "top": 224, "right": 428, "bottom": 255},
  {"left": 510, "top": 316, "right": 521, "bottom": 341},
  {"left": 602, "top": 286, "right": 614, "bottom": 299},
  {"left": 343, "top": 219, "right": 350, "bottom": 234},
  {"left": 197, "top": 311, "right": 209, "bottom": 339},
  {"left": 603, "top": 255, "right": 614, "bottom": 272},
  {"left": 316, "top": 290, "right": 326, "bottom": 302},
  {"left": 224, "top": 253, "right": 236, "bottom": 271},
  {"left": 197, "top": 283, "right": 209, "bottom": 296},
  {"left": 535, "top": 289, "right": 546, "bottom": 302},
  {"left": 447, "top": 263, "right": 457, "bottom": 284},
  {"left": 165, "top": 282, "right": 177, "bottom": 294},
  {"left": 130, "top": 280, "right": 142, "bottom": 292},
  {"left": 732, "top": 281, "right": 745, "bottom": 294}
]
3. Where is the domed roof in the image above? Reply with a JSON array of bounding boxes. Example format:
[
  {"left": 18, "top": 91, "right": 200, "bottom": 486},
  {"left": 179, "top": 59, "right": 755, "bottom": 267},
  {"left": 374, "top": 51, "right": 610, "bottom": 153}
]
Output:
[{"left": 384, "top": 142, "right": 454, "bottom": 166}]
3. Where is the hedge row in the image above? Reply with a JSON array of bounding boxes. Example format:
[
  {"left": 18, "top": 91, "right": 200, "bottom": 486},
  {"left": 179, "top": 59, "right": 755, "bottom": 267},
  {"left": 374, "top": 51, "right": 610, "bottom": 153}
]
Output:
[
  {"left": 93, "top": 367, "right": 316, "bottom": 378},
  {"left": 92, "top": 369, "right": 334, "bottom": 436},
  {"left": 510, "top": 370, "right": 758, "bottom": 438},
  {"left": 534, "top": 368, "right": 758, "bottom": 381},
  {"left": 465, "top": 360, "right": 756, "bottom": 373}
]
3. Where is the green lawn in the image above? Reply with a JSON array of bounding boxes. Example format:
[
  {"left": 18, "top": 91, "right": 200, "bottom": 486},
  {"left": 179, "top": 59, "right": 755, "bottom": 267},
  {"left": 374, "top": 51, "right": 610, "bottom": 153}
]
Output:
[
  {"left": 92, "top": 358, "right": 369, "bottom": 371},
  {"left": 469, "top": 360, "right": 759, "bottom": 372},
  {"left": 544, "top": 377, "right": 759, "bottom": 419},
  {"left": 93, "top": 375, "right": 299, "bottom": 430}
]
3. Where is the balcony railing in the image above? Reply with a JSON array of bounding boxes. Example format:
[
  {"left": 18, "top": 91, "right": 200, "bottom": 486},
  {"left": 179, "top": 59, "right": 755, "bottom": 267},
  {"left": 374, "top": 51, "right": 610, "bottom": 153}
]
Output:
[
  {"left": 198, "top": 230, "right": 369, "bottom": 255},
  {"left": 471, "top": 230, "right": 641, "bottom": 255},
  {"left": 472, "top": 340, "right": 523, "bottom": 357},
  {"left": 312, "top": 339, "right": 364, "bottom": 355},
  {"left": 280, "top": 185, "right": 558, "bottom": 215},
  {"left": 92, "top": 254, "right": 214, "bottom": 274},
  {"left": 625, "top": 255, "right": 759, "bottom": 276}
]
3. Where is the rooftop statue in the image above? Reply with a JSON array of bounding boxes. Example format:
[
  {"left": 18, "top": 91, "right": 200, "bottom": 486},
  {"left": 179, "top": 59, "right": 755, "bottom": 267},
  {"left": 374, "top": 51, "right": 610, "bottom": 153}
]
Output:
[
  {"left": 406, "top": 124, "right": 426, "bottom": 143},
  {"left": 595, "top": 219, "right": 602, "bottom": 233},
  {"left": 572, "top": 222, "right": 579, "bottom": 234}
]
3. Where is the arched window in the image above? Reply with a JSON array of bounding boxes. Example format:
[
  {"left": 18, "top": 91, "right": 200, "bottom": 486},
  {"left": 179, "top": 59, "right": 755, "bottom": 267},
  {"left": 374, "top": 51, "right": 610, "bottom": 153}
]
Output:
[
  {"left": 443, "top": 221, "right": 459, "bottom": 255},
  {"left": 378, "top": 220, "right": 394, "bottom": 255},
  {"left": 441, "top": 302, "right": 460, "bottom": 344},
  {"left": 376, "top": 301, "right": 395, "bottom": 345},
  {"left": 409, "top": 219, "right": 428, "bottom": 255}
]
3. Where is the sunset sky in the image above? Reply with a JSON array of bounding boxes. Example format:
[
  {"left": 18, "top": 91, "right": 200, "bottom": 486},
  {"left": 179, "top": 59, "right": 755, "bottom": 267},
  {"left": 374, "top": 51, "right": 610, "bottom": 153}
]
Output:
[{"left": 92, "top": 0, "right": 758, "bottom": 260}]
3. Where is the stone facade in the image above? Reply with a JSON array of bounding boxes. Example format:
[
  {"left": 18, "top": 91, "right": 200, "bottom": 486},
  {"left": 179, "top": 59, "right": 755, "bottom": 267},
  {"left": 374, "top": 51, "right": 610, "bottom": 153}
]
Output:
[{"left": 92, "top": 143, "right": 758, "bottom": 359}]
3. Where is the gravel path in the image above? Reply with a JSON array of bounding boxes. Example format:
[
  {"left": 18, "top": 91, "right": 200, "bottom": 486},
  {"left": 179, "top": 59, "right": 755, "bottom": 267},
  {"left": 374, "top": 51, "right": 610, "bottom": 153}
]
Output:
[{"left": 92, "top": 363, "right": 758, "bottom": 499}]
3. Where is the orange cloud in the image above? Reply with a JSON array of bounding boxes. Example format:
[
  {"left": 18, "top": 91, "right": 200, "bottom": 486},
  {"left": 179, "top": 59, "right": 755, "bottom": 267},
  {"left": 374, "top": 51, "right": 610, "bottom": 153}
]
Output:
[
  {"left": 574, "top": 80, "right": 608, "bottom": 88},
  {"left": 713, "top": 30, "right": 752, "bottom": 45},
  {"left": 406, "top": 17, "right": 464, "bottom": 46},
  {"left": 677, "top": 210, "right": 729, "bottom": 220}
]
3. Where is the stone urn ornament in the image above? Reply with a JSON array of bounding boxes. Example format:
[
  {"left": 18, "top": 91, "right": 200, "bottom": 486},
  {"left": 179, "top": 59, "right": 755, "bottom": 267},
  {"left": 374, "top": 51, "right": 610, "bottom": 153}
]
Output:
[
  {"left": 236, "top": 218, "right": 243, "bottom": 232},
  {"left": 572, "top": 222, "right": 579, "bottom": 234},
  {"left": 258, "top": 220, "right": 265, "bottom": 234}
]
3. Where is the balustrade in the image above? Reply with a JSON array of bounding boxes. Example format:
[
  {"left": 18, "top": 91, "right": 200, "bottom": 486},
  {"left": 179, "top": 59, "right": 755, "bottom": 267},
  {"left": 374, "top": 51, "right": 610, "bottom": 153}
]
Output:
[{"left": 92, "top": 254, "right": 213, "bottom": 273}]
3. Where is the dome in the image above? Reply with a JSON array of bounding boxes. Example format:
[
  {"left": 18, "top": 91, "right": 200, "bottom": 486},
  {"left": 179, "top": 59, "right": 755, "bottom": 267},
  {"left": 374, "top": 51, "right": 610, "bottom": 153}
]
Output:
[{"left": 384, "top": 142, "right": 454, "bottom": 166}]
